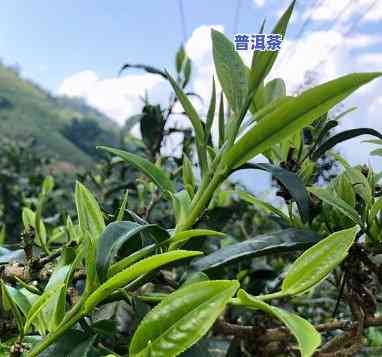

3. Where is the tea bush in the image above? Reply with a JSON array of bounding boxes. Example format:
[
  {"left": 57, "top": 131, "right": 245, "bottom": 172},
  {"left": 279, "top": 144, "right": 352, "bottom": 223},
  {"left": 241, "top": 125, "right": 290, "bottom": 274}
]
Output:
[{"left": 1, "top": 2, "right": 382, "bottom": 356}]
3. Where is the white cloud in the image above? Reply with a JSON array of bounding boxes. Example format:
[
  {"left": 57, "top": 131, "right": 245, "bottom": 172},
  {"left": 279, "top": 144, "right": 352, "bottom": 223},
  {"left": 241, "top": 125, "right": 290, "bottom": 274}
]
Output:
[
  {"left": 58, "top": 70, "right": 167, "bottom": 124},
  {"left": 253, "top": 0, "right": 265, "bottom": 7},
  {"left": 57, "top": 23, "right": 382, "bottom": 171},
  {"left": 344, "top": 33, "right": 382, "bottom": 48},
  {"left": 302, "top": 0, "right": 382, "bottom": 23}
]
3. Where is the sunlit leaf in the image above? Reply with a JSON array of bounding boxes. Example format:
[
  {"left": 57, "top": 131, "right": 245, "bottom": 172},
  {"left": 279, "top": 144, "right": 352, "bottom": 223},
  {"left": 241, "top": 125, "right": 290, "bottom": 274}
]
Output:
[
  {"left": 211, "top": 29, "right": 249, "bottom": 113},
  {"left": 75, "top": 181, "right": 105, "bottom": 240},
  {"left": 281, "top": 226, "right": 358, "bottom": 295},
  {"left": 238, "top": 290, "right": 321, "bottom": 357},
  {"left": 84, "top": 250, "right": 202, "bottom": 313},
  {"left": 225, "top": 73, "right": 381, "bottom": 168},
  {"left": 129, "top": 280, "right": 239, "bottom": 356}
]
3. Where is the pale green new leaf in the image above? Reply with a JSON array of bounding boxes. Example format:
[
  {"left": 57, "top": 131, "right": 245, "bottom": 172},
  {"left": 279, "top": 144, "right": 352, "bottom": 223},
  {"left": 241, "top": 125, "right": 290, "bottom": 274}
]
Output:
[
  {"left": 168, "top": 229, "right": 225, "bottom": 250},
  {"left": 205, "top": 77, "right": 216, "bottom": 142},
  {"left": 129, "top": 280, "right": 239, "bottom": 357},
  {"left": 42, "top": 175, "right": 55, "bottom": 196},
  {"left": 75, "top": 181, "right": 105, "bottom": 240},
  {"left": 24, "top": 284, "right": 63, "bottom": 333},
  {"left": 308, "top": 187, "right": 363, "bottom": 227},
  {"left": 172, "top": 190, "right": 192, "bottom": 228},
  {"left": 84, "top": 250, "right": 202, "bottom": 313},
  {"left": 166, "top": 73, "right": 208, "bottom": 176},
  {"left": 182, "top": 155, "right": 196, "bottom": 197},
  {"left": 238, "top": 290, "right": 321, "bottom": 357},
  {"left": 249, "top": 1, "right": 295, "bottom": 92},
  {"left": 254, "top": 78, "right": 286, "bottom": 110},
  {"left": 225, "top": 72, "right": 381, "bottom": 168},
  {"left": 211, "top": 29, "right": 249, "bottom": 113},
  {"left": 98, "top": 146, "right": 175, "bottom": 197},
  {"left": 116, "top": 190, "right": 129, "bottom": 222},
  {"left": 281, "top": 226, "right": 358, "bottom": 295}
]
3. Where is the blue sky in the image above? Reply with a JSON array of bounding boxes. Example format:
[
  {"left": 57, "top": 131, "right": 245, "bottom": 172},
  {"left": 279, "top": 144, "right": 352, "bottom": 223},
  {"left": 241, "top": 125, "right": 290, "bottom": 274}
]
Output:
[
  {"left": 1, "top": 0, "right": 276, "bottom": 90},
  {"left": 3, "top": 0, "right": 380, "bottom": 91},
  {"left": 1, "top": 0, "right": 382, "bottom": 184}
]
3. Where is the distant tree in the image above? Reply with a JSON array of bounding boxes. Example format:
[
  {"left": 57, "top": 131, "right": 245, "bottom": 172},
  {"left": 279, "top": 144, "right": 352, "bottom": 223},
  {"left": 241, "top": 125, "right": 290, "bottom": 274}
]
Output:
[{"left": 61, "top": 118, "right": 118, "bottom": 159}]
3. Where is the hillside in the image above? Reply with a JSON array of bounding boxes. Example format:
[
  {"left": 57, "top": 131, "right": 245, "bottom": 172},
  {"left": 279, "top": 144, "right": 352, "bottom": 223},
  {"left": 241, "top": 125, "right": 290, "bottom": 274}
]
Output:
[{"left": 0, "top": 63, "right": 119, "bottom": 167}]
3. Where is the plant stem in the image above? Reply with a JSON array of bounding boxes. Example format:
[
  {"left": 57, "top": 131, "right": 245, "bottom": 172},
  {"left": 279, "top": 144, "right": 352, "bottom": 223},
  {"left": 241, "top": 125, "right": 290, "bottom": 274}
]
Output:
[{"left": 176, "top": 167, "right": 227, "bottom": 232}]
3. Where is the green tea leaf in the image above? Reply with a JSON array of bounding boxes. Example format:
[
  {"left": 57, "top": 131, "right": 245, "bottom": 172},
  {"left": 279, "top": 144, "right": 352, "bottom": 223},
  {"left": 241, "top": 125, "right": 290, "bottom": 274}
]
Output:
[
  {"left": 168, "top": 229, "right": 225, "bottom": 250},
  {"left": 176, "top": 45, "right": 186, "bottom": 73},
  {"left": 235, "top": 191, "right": 290, "bottom": 222},
  {"left": 172, "top": 190, "right": 192, "bottom": 227},
  {"left": 182, "top": 155, "right": 196, "bottom": 197},
  {"left": 96, "top": 221, "right": 169, "bottom": 282},
  {"left": 84, "top": 250, "right": 202, "bottom": 313},
  {"left": 108, "top": 243, "right": 157, "bottom": 276},
  {"left": 75, "top": 181, "right": 105, "bottom": 240},
  {"left": 281, "top": 226, "right": 358, "bottom": 295},
  {"left": 166, "top": 72, "right": 208, "bottom": 176},
  {"left": 120, "top": 63, "right": 167, "bottom": 79},
  {"left": 191, "top": 229, "right": 320, "bottom": 273},
  {"left": 205, "top": 77, "right": 216, "bottom": 143},
  {"left": 308, "top": 187, "right": 362, "bottom": 226},
  {"left": 249, "top": 1, "right": 295, "bottom": 92},
  {"left": 211, "top": 29, "right": 249, "bottom": 113},
  {"left": 1, "top": 281, "right": 24, "bottom": 332},
  {"left": 39, "top": 330, "right": 96, "bottom": 357},
  {"left": 43, "top": 265, "right": 71, "bottom": 331},
  {"left": 254, "top": 78, "right": 286, "bottom": 110},
  {"left": 233, "top": 163, "right": 310, "bottom": 222},
  {"left": 42, "top": 175, "right": 55, "bottom": 196},
  {"left": 24, "top": 284, "right": 63, "bottom": 333},
  {"left": 129, "top": 280, "right": 239, "bottom": 356},
  {"left": 98, "top": 146, "right": 175, "bottom": 196},
  {"left": 313, "top": 128, "right": 382, "bottom": 160},
  {"left": 218, "top": 92, "right": 225, "bottom": 148},
  {"left": 116, "top": 189, "right": 129, "bottom": 222},
  {"left": 225, "top": 72, "right": 382, "bottom": 168},
  {"left": 238, "top": 290, "right": 321, "bottom": 357}
]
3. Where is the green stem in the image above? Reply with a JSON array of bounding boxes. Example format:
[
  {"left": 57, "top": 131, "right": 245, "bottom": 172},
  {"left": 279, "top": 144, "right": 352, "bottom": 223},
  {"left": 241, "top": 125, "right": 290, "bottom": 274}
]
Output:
[
  {"left": 28, "top": 313, "right": 83, "bottom": 357},
  {"left": 176, "top": 167, "right": 227, "bottom": 232}
]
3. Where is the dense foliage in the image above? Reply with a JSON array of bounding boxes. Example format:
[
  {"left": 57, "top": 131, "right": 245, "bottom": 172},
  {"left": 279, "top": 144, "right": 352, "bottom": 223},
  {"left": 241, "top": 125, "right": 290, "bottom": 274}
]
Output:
[{"left": 1, "top": 2, "right": 382, "bottom": 356}]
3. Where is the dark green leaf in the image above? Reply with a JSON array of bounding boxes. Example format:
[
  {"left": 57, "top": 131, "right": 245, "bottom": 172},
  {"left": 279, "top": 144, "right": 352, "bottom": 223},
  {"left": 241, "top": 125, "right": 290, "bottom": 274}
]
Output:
[
  {"left": 98, "top": 146, "right": 176, "bottom": 196},
  {"left": 234, "top": 162, "right": 311, "bottom": 222},
  {"left": 120, "top": 63, "right": 167, "bottom": 79},
  {"left": 313, "top": 128, "right": 382, "bottom": 160},
  {"left": 191, "top": 229, "right": 320, "bottom": 273},
  {"left": 96, "top": 221, "right": 169, "bottom": 282}
]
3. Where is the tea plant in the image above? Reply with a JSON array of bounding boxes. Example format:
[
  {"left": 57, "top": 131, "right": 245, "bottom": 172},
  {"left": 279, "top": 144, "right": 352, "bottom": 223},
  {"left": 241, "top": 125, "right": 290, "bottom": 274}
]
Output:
[{"left": 1, "top": 1, "right": 382, "bottom": 356}]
